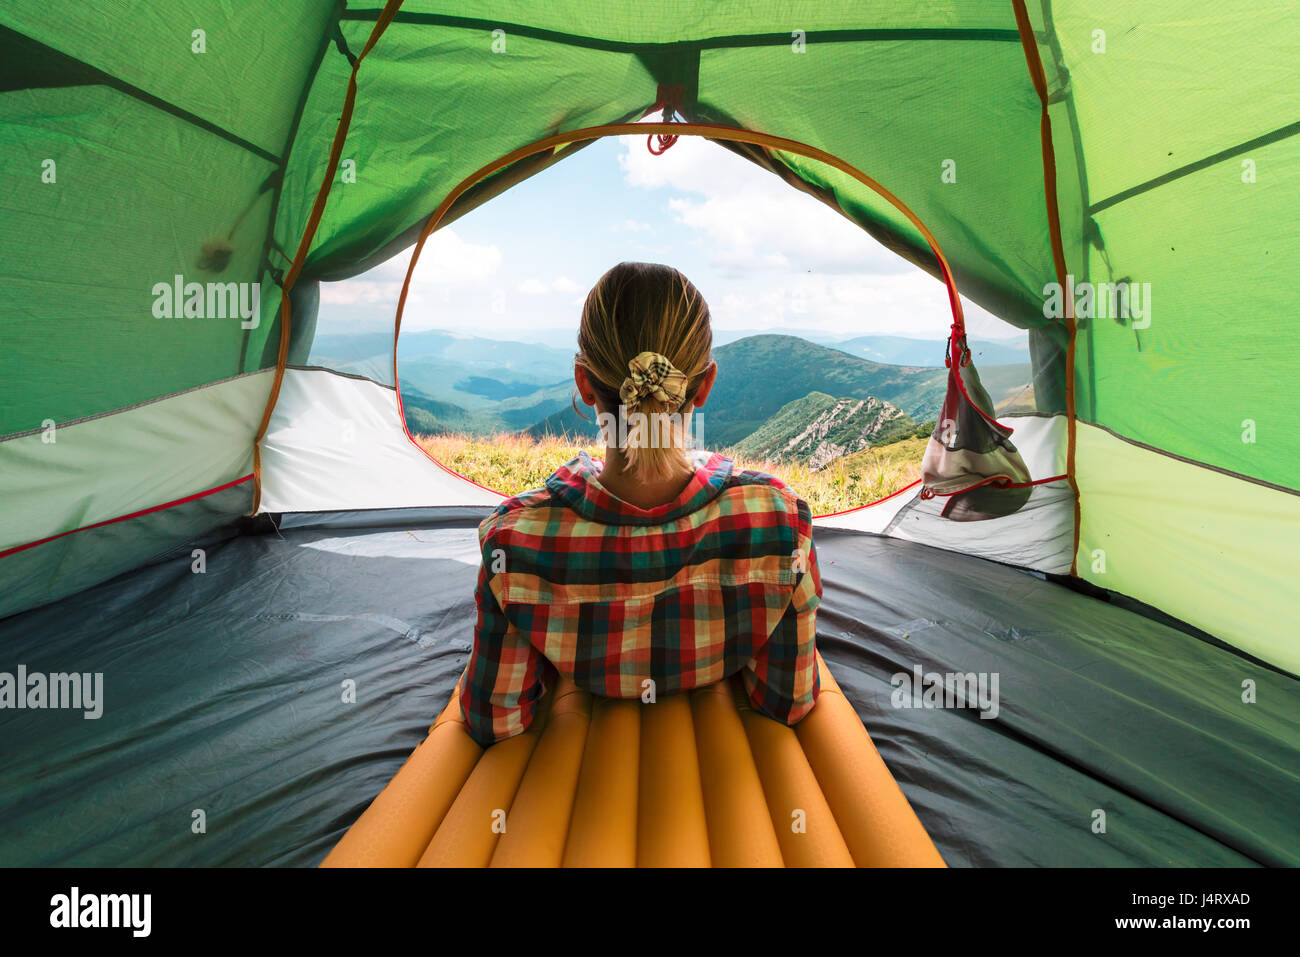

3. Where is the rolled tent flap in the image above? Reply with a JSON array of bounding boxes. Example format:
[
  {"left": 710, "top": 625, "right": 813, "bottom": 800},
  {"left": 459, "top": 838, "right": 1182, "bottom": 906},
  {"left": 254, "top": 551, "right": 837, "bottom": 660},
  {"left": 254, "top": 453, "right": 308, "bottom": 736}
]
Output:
[{"left": 921, "top": 351, "right": 1034, "bottom": 521}]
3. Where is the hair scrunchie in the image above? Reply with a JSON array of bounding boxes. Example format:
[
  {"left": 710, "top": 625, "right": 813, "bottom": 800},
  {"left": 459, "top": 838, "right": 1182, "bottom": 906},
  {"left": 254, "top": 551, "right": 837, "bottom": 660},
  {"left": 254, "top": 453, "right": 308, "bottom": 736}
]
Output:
[{"left": 618, "top": 351, "right": 689, "bottom": 410}]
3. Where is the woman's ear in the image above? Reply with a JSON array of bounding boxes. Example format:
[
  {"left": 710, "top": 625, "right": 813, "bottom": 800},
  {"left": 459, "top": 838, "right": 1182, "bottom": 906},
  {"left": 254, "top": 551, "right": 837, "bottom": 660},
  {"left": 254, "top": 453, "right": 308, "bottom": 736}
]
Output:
[
  {"left": 574, "top": 365, "right": 595, "bottom": 407},
  {"left": 575, "top": 365, "right": 610, "bottom": 417},
  {"left": 688, "top": 361, "right": 718, "bottom": 409}
]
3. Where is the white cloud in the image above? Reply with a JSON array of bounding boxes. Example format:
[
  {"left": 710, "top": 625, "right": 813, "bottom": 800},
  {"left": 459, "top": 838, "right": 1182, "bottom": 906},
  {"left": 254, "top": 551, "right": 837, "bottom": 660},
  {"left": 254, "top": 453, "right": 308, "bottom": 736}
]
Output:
[
  {"left": 318, "top": 278, "right": 399, "bottom": 307},
  {"left": 420, "top": 228, "right": 502, "bottom": 284},
  {"left": 620, "top": 136, "right": 907, "bottom": 279},
  {"left": 613, "top": 133, "right": 1024, "bottom": 340},
  {"left": 618, "top": 132, "right": 771, "bottom": 196},
  {"left": 703, "top": 269, "right": 974, "bottom": 340},
  {"left": 320, "top": 228, "right": 501, "bottom": 309}
]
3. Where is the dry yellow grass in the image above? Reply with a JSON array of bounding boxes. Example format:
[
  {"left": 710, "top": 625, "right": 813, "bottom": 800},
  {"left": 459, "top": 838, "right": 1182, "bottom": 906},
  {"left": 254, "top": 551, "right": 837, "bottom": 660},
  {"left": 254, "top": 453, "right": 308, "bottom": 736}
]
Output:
[{"left": 414, "top": 431, "right": 925, "bottom": 514}]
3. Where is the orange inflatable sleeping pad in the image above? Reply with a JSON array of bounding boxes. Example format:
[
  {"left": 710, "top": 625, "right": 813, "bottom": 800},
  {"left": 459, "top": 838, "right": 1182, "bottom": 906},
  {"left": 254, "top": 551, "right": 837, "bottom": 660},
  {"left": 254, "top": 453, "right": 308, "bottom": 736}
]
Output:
[{"left": 320, "top": 653, "right": 945, "bottom": 867}]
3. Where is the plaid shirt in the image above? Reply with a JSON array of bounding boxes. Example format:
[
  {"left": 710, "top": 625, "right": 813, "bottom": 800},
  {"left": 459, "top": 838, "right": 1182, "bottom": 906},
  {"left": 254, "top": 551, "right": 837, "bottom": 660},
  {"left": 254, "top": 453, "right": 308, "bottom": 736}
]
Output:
[{"left": 454, "top": 449, "right": 822, "bottom": 746}]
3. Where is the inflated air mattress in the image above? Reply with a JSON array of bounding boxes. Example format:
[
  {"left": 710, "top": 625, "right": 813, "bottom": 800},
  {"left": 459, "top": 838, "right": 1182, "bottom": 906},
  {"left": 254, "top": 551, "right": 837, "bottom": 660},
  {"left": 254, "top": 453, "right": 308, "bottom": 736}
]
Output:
[{"left": 321, "top": 653, "right": 945, "bottom": 868}]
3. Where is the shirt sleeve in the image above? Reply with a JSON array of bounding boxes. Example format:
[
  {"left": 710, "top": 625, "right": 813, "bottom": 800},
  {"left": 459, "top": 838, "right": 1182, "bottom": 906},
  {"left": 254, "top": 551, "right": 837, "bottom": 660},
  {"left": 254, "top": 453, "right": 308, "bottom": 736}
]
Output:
[
  {"left": 741, "top": 496, "right": 822, "bottom": 725},
  {"left": 455, "top": 521, "right": 551, "bottom": 747}
]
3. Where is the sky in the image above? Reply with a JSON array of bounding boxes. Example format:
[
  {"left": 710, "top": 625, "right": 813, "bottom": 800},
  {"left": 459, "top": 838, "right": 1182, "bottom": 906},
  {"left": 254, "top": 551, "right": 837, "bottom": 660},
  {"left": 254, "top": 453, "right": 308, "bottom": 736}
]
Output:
[{"left": 318, "top": 118, "right": 1023, "bottom": 346}]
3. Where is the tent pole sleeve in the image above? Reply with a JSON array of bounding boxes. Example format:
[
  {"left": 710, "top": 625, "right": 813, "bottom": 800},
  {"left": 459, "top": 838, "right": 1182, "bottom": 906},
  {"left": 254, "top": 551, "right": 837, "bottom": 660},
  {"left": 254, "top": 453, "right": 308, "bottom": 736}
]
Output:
[{"left": 1013, "top": 0, "right": 1082, "bottom": 577}]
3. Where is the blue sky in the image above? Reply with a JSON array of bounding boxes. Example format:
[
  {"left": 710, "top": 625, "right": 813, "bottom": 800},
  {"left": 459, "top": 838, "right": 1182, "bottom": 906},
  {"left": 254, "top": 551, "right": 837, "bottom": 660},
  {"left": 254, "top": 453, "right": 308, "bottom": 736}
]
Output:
[{"left": 319, "top": 122, "right": 1022, "bottom": 345}]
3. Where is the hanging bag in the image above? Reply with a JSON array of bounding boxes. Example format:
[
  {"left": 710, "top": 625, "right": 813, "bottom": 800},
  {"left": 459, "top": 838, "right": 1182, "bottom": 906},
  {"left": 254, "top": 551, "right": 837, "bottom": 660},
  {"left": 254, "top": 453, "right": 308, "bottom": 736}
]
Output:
[{"left": 920, "top": 330, "right": 1033, "bottom": 521}]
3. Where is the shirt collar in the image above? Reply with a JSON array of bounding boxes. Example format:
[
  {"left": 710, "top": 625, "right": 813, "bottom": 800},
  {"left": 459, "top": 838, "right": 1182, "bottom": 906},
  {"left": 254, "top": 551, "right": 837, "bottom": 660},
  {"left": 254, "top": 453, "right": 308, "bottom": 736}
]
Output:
[{"left": 546, "top": 449, "right": 734, "bottom": 526}]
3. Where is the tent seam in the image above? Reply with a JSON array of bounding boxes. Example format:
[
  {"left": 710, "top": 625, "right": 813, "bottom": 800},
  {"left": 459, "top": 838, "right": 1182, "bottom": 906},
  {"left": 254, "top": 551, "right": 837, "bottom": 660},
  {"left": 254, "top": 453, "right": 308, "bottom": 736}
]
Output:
[
  {"left": 0, "top": 475, "right": 253, "bottom": 560},
  {"left": 284, "top": 364, "right": 397, "bottom": 390},
  {"left": 339, "top": 12, "right": 1023, "bottom": 50},
  {"left": 1090, "top": 118, "right": 1300, "bottom": 215}
]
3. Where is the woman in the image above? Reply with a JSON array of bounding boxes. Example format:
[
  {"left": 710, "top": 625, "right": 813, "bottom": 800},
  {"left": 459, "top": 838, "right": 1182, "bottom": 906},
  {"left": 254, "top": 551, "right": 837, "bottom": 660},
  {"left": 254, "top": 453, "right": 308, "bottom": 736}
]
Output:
[{"left": 454, "top": 262, "right": 822, "bottom": 746}]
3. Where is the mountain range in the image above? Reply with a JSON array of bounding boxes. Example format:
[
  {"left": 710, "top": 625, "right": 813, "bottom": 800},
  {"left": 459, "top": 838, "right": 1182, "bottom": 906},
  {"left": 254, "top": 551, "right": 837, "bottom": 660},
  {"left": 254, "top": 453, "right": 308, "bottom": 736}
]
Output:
[
  {"left": 527, "top": 334, "right": 1030, "bottom": 447},
  {"left": 306, "top": 327, "right": 1034, "bottom": 467}
]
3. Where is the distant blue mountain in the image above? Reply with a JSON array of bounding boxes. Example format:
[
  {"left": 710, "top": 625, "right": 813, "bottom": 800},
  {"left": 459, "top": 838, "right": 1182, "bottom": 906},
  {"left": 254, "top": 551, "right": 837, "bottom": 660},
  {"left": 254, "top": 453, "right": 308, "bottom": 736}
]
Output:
[
  {"left": 307, "top": 329, "right": 577, "bottom": 409},
  {"left": 829, "top": 334, "right": 1029, "bottom": 367}
]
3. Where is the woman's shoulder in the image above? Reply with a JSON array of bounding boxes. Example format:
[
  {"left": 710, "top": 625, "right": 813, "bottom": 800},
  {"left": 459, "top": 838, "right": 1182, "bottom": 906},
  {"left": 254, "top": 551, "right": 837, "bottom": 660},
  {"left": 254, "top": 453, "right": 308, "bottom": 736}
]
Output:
[
  {"left": 670, "top": 448, "right": 801, "bottom": 504},
  {"left": 476, "top": 484, "right": 553, "bottom": 541},
  {"left": 720, "top": 459, "right": 812, "bottom": 525}
]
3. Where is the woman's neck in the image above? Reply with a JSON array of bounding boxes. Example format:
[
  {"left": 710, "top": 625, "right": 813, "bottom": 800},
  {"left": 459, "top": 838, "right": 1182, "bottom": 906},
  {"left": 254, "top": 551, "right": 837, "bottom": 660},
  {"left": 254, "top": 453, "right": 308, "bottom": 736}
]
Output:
[{"left": 595, "top": 447, "right": 696, "bottom": 510}]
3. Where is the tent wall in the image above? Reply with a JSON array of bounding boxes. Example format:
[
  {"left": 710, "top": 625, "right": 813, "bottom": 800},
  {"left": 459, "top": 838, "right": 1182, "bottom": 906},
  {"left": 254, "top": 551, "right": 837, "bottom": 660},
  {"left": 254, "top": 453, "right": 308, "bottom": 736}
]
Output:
[
  {"left": 1034, "top": 2, "right": 1299, "bottom": 673},
  {"left": 1, "top": 373, "right": 267, "bottom": 552},
  {"left": 0, "top": 1, "right": 336, "bottom": 618},
  {"left": 0, "top": 1, "right": 332, "bottom": 427},
  {"left": 1075, "top": 423, "right": 1299, "bottom": 676}
]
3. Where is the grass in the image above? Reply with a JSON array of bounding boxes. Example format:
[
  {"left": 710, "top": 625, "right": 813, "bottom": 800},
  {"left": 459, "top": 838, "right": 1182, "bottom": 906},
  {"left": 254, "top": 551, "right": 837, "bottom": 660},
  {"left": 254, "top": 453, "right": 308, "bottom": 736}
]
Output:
[{"left": 413, "top": 431, "right": 925, "bottom": 515}]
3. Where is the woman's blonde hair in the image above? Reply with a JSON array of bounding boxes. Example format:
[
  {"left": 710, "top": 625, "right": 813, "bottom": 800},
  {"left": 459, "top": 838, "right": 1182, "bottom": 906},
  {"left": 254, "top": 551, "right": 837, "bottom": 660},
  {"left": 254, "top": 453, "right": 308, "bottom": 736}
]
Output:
[{"left": 573, "top": 262, "right": 713, "bottom": 482}]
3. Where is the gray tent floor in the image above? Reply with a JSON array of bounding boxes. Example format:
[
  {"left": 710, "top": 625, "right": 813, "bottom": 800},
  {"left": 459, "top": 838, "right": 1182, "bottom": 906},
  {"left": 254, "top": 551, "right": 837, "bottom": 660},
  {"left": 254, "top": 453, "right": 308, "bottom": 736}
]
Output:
[{"left": 0, "top": 509, "right": 1295, "bottom": 867}]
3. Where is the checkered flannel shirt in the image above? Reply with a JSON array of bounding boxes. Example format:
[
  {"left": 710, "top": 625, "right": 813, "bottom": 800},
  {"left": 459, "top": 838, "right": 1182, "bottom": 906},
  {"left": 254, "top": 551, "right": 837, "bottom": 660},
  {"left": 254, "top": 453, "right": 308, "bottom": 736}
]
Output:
[{"left": 454, "top": 449, "right": 822, "bottom": 746}]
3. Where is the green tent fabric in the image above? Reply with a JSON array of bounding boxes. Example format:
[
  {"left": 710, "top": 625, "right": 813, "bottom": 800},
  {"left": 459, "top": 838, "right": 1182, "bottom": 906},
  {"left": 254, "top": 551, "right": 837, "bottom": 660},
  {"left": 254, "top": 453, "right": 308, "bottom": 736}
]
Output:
[{"left": 0, "top": 1, "right": 1297, "bottom": 866}]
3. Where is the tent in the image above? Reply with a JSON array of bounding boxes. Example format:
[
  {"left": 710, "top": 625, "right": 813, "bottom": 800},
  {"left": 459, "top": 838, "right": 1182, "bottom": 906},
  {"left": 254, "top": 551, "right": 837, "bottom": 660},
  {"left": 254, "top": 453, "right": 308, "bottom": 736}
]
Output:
[{"left": 1, "top": 1, "right": 1296, "bottom": 867}]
